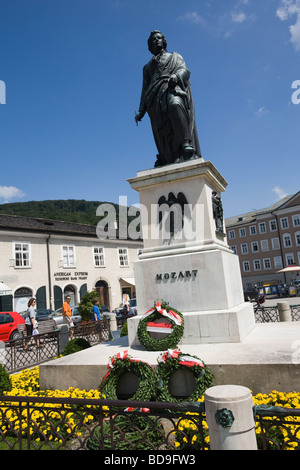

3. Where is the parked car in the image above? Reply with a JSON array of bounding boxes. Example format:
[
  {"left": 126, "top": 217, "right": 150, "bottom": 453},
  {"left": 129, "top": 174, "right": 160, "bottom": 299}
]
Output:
[
  {"left": 100, "top": 304, "right": 112, "bottom": 319},
  {"left": 0, "top": 311, "right": 25, "bottom": 342},
  {"left": 277, "top": 284, "right": 288, "bottom": 297},
  {"left": 20, "top": 309, "right": 54, "bottom": 322},
  {"left": 48, "top": 306, "right": 82, "bottom": 326}
]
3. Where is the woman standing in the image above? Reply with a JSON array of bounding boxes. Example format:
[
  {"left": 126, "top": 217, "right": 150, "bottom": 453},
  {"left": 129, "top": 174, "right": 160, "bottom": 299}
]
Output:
[{"left": 24, "top": 298, "right": 39, "bottom": 350}]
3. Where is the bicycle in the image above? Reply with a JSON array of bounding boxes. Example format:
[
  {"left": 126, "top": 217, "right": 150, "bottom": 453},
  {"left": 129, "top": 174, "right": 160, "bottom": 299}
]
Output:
[{"left": 251, "top": 295, "right": 272, "bottom": 322}]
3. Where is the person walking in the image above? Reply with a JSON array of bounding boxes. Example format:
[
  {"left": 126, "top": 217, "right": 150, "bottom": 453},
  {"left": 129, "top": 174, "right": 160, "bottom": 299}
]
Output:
[
  {"left": 24, "top": 298, "right": 40, "bottom": 350},
  {"left": 62, "top": 295, "right": 74, "bottom": 339}
]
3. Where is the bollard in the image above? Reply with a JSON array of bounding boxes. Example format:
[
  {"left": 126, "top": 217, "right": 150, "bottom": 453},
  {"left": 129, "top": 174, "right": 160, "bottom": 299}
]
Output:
[
  {"left": 58, "top": 324, "right": 70, "bottom": 354},
  {"left": 277, "top": 301, "right": 292, "bottom": 322},
  {"left": 108, "top": 312, "right": 118, "bottom": 331},
  {"left": 205, "top": 385, "right": 257, "bottom": 450}
]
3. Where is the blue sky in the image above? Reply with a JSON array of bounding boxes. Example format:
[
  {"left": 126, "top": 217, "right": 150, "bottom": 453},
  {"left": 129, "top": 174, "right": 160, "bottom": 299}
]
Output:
[{"left": 0, "top": 0, "right": 299, "bottom": 217}]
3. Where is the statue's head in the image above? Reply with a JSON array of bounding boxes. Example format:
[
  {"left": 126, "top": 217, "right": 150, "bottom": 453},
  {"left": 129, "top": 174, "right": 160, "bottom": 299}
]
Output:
[{"left": 148, "top": 30, "right": 167, "bottom": 54}]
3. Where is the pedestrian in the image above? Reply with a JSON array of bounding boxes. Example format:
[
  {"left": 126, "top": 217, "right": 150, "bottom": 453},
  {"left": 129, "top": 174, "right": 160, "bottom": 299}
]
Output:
[
  {"left": 92, "top": 299, "right": 101, "bottom": 322},
  {"left": 62, "top": 295, "right": 74, "bottom": 339},
  {"left": 24, "top": 298, "right": 40, "bottom": 350}
]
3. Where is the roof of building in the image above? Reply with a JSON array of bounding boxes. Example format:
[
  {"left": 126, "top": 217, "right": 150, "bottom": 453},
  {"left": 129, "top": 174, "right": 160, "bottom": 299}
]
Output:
[
  {"left": 225, "top": 192, "right": 299, "bottom": 228},
  {"left": 0, "top": 213, "right": 141, "bottom": 242}
]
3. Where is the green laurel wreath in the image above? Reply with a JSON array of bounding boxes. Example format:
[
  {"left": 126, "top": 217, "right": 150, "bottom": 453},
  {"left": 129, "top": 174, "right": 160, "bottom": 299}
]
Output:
[
  {"left": 99, "top": 353, "right": 157, "bottom": 401},
  {"left": 156, "top": 351, "right": 214, "bottom": 403},
  {"left": 137, "top": 301, "right": 184, "bottom": 351}
]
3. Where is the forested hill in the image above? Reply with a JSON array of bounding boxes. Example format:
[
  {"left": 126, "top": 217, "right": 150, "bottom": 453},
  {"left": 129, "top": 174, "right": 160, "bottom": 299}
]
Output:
[{"left": 0, "top": 199, "right": 121, "bottom": 226}]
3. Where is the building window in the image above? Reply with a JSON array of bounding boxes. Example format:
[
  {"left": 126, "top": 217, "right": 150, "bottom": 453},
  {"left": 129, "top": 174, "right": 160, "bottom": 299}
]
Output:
[
  {"left": 251, "top": 241, "right": 259, "bottom": 253},
  {"left": 93, "top": 247, "right": 105, "bottom": 267},
  {"left": 259, "top": 222, "right": 266, "bottom": 234},
  {"left": 295, "top": 232, "right": 300, "bottom": 246},
  {"left": 292, "top": 214, "right": 300, "bottom": 227},
  {"left": 283, "top": 234, "right": 292, "bottom": 248},
  {"left": 260, "top": 239, "right": 269, "bottom": 251},
  {"left": 14, "top": 242, "right": 31, "bottom": 267},
  {"left": 280, "top": 217, "right": 289, "bottom": 229},
  {"left": 286, "top": 253, "right": 295, "bottom": 266},
  {"left": 243, "top": 261, "right": 250, "bottom": 272},
  {"left": 253, "top": 259, "right": 261, "bottom": 271},
  {"left": 62, "top": 245, "right": 75, "bottom": 267},
  {"left": 263, "top": 258, "right": 271, "bottom": 270},
  {"left": 239, "top": 228, "right": 246, "bottom": 237},
  {"left": 230, "top": 245, "right": 237, "bottom": 255},
  {"left": 229, "top": 230, "right": 235, "bottom": 239},
  {"left": 271, "top": 238, "right": 280, "bottom": 250},
  {"left": 274, "top": 256, "right": 283, "bottom": 269},
  {"left": 269, "top": 220, "right": 277, "bottom": 231},
  {"left": 241, "top": 243, "right": 248, "bottom": 254},
  {"left": 249, "top": 225, "right": 257, "bottom": 235},
  {"left": 118, "top": 248, "right": 129, "bottom": 266}
]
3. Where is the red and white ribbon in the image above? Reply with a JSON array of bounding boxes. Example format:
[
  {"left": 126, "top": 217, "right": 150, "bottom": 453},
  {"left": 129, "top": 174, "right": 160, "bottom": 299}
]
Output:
[
  {"left": 159, "top": 349, "right": 204, "bottom": 368},
  {"left": 142, "top": 301, "right": 182, "bottom": 326},
  {"left": 124, "top": 407, "right": 150, "bottom": 413},
  {"left": 102, "top": 350, "right": 155, "bottom": 382}
]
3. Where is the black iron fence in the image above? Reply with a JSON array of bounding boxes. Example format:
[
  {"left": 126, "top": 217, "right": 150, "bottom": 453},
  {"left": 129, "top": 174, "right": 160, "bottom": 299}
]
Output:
[
  {"left": 254, "top": 405, "right": 300, "bottom": 450},
  {"left": 254, "top": 304, "right": 300, "bottom": 323},
  {"left": 0, "top": 319, "right": 111, "bottom": 374},
  {"left": 0, "top": 396, "right": 207, "bottom": 451},
  {"left": 1, "top": 394, "right": 300, "bottom": 450}
]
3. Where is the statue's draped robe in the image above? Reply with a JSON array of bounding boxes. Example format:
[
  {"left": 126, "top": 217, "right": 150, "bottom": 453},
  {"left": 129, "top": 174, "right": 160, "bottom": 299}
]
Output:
[{"left": 138, "top": 51, "right": 201, "bottom": 165}]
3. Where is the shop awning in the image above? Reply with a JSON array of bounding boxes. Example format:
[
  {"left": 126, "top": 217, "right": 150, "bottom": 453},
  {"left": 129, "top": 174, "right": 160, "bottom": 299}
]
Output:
[
  {"left": 0, "top": 281, "right": 12, "bottom": 296},
  {"left": 119, "top": 277, "right": 136, "bottom": 286}
]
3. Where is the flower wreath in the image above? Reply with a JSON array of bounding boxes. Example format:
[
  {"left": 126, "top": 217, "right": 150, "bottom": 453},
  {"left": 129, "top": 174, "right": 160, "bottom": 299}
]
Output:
[
  {"left": 137, "top": 301, "right": 184, "bottom": 351},
  {"left": 156, "top": 349, "right": 214, "bottom": 403},
  {"left": 100, "top": 350, "right": 157, "bottom": 401}
]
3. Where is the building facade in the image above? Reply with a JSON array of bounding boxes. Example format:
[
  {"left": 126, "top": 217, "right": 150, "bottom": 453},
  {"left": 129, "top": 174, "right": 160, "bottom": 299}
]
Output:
[
  {"left": 0, "top": 214, "right": 142, "bottom": 313},
  {"left": 225, "top": 192, "right": 300, "bottom": 289}
]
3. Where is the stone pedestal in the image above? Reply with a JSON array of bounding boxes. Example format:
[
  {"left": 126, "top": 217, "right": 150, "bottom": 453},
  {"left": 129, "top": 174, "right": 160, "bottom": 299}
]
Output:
[{"left": 127, "top": 159, "right": 255, "bottom": 346}]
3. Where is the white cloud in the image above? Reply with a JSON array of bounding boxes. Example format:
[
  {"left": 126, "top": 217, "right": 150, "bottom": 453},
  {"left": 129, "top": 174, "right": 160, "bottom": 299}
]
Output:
[
  {"left": 272, "top": 186, "right": 288, "bottom": 200},
  {"left": 255, "top": 106, "right": 269, "bottom": 117},
  {"left": 176, "top": 11, "right": 205, "bottom": 25},
  {"left": 277, "top": 0, "right": 300, "bottom": 51},
  {"left": 231, "top": 11, "right": 247, "bottom": 23},
  {"left": 0, "top": 185, "right": 25, "bottom": 203}
]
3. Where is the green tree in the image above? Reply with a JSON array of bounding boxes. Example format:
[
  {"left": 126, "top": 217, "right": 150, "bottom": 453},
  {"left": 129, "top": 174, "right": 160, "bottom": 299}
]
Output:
[{"left": 78, "top": 290, "right": 103, "bottom": 322}]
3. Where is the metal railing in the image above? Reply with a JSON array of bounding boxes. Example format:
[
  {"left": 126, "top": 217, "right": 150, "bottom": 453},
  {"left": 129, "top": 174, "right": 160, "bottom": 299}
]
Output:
[
  {"left": 0, "top": 396, "right": 207, "bottom": 451},
  {"left": 254, "top": 405, "right": 300, "bottom": 450},
  {"left": 254, "top": 304, "right": 300, "bottom": 323},
  {"left": 1, "top": 330, "right": 60, "bottom": 374},
  {"left": 72, "top": 318, "right": 111, "bottom": 344},
  {"left": 1, "top": 319, "right": 111, "bottom": 374},
  {"left": 1, "top": 393, "right": 300, "bottom": 450}
]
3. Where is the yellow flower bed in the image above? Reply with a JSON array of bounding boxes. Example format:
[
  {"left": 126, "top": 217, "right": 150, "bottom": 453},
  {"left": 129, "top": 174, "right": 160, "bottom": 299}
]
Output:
[
  {"left": 252, "top": 390, "right": 300, "bottom": 450},
  {"left": 172, "top": 392, "right": 300, "bottom": 450},
  {"left": 0, "top": 367, "right": 106, "bottom": 446},
  {"left": 1, "top": 367, "right": 300, "bottom": 450}
]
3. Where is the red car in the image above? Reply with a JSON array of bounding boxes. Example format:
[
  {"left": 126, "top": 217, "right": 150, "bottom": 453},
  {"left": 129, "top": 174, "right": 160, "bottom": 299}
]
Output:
[{"left": 0, "top": 311, "right": 25, "bottom": 342}]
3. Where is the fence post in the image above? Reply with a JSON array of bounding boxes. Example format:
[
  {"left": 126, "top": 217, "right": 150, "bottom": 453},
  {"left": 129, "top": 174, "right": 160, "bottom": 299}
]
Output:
[
  {"left": 205, "top": 385, "right": 257, "bottom": 450},
  {"left": 277, "top": 301, "right": 292, "bottom": 322},
  {"left": 58, "top": 325, "right": 69, "bottom": 354}
]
